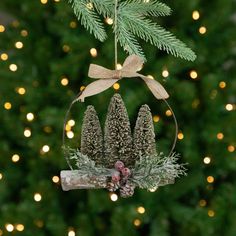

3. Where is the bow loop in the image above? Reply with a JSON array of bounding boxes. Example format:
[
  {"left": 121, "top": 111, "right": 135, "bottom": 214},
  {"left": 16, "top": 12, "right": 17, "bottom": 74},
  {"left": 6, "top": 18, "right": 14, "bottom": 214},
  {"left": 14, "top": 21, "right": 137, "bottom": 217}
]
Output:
[{"left": 78, "top": 55, "right": 169, "bottom": 102}]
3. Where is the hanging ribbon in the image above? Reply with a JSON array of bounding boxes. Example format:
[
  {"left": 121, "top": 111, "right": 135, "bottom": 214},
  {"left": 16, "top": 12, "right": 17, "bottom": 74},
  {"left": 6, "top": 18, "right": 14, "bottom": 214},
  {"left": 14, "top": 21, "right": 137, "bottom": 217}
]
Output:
[{"left": 77, "top": 55, "right": 169, "bottom": 102}]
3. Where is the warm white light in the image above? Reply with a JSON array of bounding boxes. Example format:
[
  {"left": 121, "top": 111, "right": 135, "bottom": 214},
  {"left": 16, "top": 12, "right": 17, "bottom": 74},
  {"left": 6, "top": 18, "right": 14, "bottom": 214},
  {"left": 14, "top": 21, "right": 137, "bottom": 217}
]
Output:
[
  {"left": 177, "top": 132, "right": 184, "bottom": 140},
  {"left": 68, "top": 230, "right": 75, "bottom": 236},
  {"left": 90, "top": 48, "right": 97, "bottom": 57},
  {"left": 67, "top": 131, "right": 74, "bottom": 139},
  {"left": 61, "top": 77, "right": 69, "bottom": 86},
  {"left": 1, "top": 53, "right": 8, "bottom": 60},
  {"left": 225, "top": 104, "right": 233, "bottom": 111},
  {"left": 113, "top": 83, "right": 120, "bottom": 90},
  {"left": 42, "top": 145, "right": 50, "bottom": 153},
  {"left": 116, "top": 64, "right": 122, "bottom": 70},
  {"left": 199, "top": 26, "right": 207, "bottom": 34},
  {"left": 24, "top": 128, "right": 31, "bottom": 137},
  {"left": 0, "top": 25, "right": 5, "bottom": 33},
  {"left": 0, "top": 173, "right": 2, "bottom": 180},
  {"left": 149, "top": 187, "right": 158, "bottom": 192},
  {"left": 26, "top": 112, "right": 34, "bottom": 121},
  {"left": 192, "top": 11, "right": 200, "bottom": 20},
  {"left": 4, "top": 102, "right": 12, "bottom": 110},
  {"left": 110, "top": 193, "right": 118, "bottom": 202},
  {"left": 105, "top": 18, "right": 113, "bottom": 25},
  {"left": 190, "top": 70, "right": 198, "bottom": 79},
  {"left": 34, "top": 193, "right": 42, "bottom": 202},
  {"left": 15, "top": 41, "right": 24, "bottom": 49},
  {"left": 203, "top": 157, "right": 211, "bottom": 164},
  {"left": 12, "top": 154, "right": 20, "bottom": 162},
  {"left": 9, "top": 64, "right": 18, "bottom": 72},
  {"left": 5, "top": 224, "right": 14, "bottom": 232},
  {"left": 133, "top": 219, "right": 141, "bottom": 227},
  {"left": 41, "top": 0, "right": 48, "bottom": 4},
  {"left": 17, "top": 87, "right": 26, "bottom": 95},
  {"left": 52, "top": 176, "right": 60, "bottom": 183},
  {"left": 137, "top": 206, "right": 145, "bottom": 214},
  {"left": 68, "top": 119, "right": 75, "bottom": 127},
  {"left": 16, "top": 224, "right": 24, "bottom": 232},
  {"left": 153, "top": 115, "right": 160, "bottom": 123},
  {"left": 162, "top": 69, "right": 169, "bottom": 77}
]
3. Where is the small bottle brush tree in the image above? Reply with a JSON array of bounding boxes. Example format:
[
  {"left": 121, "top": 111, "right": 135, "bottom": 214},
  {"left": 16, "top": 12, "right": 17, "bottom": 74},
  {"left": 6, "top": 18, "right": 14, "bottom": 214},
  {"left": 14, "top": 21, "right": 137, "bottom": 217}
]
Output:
[
  {"left": 133, "top": 104, "right": 157, "bottom": 161},
  {"left": 81, "top": 105, "right": 103, "bottom": 165},
  {"left": 104, "top": 94, "right": 133, "bottom": 167}
]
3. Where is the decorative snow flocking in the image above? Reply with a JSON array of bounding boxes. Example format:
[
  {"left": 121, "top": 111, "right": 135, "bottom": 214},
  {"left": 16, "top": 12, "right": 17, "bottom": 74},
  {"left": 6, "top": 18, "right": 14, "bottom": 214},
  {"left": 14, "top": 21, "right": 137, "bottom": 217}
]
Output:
[{"left": 61, "top": 93, "right": 186, "bottom": 198}]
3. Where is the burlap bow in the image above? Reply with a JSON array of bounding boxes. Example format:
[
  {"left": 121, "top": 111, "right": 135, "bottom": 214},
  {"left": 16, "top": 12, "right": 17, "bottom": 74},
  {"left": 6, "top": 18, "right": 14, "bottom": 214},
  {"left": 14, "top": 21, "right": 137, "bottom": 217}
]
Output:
[{"left": 78, "top": 55, "right": 169, "bottom": 102}]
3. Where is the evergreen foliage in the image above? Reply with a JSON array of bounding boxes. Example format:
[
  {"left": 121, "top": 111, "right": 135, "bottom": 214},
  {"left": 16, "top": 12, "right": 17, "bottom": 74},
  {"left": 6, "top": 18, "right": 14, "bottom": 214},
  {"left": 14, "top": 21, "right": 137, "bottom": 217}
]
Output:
[
  {"left": 80, "top": 105, "right": 103, "bottom": 165},
  {"left": 133, "top": 104, "right": 157, "bottom": 160},
  {"left": 104, "top": 94, "right": 133, "bottom": 167},
  {"left": 69, "top": 0, "right": 196, "bottom": 61}
]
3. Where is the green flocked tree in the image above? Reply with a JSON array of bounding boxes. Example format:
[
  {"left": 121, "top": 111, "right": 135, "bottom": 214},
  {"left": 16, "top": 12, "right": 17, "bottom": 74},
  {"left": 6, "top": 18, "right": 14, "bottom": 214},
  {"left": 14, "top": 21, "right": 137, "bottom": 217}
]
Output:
[
  {"left": 104, "top": 93, "right": 133, "bottom": 167},
  {"left": 0, "top": 0, "right": 236, "bottom": 235},
  {"left": 133, "top": 104, "right": 157, "bottom": 161},
  {"left": 80, "top": 105, "right": 103, "bottom": 165}
]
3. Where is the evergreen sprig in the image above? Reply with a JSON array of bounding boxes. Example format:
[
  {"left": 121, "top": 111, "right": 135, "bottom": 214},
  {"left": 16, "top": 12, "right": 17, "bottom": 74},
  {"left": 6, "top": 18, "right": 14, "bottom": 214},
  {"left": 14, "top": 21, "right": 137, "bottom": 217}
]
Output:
[{"left": 69, "top": 0, "right": 196, "bottom": 61}]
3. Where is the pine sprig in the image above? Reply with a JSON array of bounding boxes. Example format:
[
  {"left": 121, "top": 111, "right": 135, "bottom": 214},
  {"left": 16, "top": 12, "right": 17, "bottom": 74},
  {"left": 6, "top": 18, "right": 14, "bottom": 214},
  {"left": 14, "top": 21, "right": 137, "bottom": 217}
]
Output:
[
  {"left": 69, "top": 0, "right": 107, "bottom": 41},
  {"left": 89, "top": 0, "right": 113, "bottom": 17},
  {"left": 120, "top": 0, "right": 172, "bottom": 17},
  {"left": 119, "top": 7, "right": 196, "bottom": 61}
]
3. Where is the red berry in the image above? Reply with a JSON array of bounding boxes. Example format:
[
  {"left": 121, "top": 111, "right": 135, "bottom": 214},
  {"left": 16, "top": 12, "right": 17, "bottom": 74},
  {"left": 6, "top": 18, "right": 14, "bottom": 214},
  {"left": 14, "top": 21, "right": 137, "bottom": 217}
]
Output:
[
  {"left": 114, "top": 161, "right": 125, "bottom": 171},
  {"left": 121, "top": 167, "right": 131, "bottom": 177}
]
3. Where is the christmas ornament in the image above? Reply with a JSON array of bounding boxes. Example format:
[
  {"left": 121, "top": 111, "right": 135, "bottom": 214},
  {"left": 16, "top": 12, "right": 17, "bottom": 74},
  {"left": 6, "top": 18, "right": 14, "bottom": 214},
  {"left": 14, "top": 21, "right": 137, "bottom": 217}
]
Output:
[{"left": 60, "top": 0, "right": 195, "bottom": 197}]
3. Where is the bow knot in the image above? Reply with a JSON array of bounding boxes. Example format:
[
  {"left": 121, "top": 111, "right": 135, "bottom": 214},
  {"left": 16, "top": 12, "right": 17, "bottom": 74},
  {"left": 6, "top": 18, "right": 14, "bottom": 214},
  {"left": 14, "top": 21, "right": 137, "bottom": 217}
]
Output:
[{"left": 78, "top": 55, "right": 169, "bottom": 102}]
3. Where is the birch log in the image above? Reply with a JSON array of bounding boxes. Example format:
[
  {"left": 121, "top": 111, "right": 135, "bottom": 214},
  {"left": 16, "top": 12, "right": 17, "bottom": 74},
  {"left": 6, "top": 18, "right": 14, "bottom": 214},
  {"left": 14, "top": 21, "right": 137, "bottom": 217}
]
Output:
[{"left": 60, "top": 170, "right": 108, "bottom": 191}]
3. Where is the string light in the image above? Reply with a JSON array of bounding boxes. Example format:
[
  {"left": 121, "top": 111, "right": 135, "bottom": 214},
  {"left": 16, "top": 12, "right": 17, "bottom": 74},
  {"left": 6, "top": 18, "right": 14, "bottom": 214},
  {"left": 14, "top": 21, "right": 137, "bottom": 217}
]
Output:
[
  {"left": 199, "top": 199, "right": 207, "bottom": 207},
  {"left": 219, "top": 81, "right": 226, "bottom": 89},
  {"left": 80, "top": 86, "right": 86, "bottom": 91},
  {"left": 90, "top": 48, "right": 97, "bottom": 57},
  {"left": 165, "top": 109, "right": 172, "bottom": 116},
  {"left": 199, "top": 26, "right": 207, "bottom": 34},
  {"left": 147, "top": 75, "right": 154, "bottom": 79},
  {"left": 40, "top": 0, "right": 48, "bottom": 4},
  {"left": 0, "top": 173, "right": 3, "bottom": 180},
  {"left": 65, "top": 124, "right": 71, "bottom": 131},
  {"left": 21, "top": 30, "right": 28, "bottom": 37},
  {"left": 177, "top": 132, "right": 184, "bottom": 140},
  {"left": 61, "top": 77, "right": 69, "bottom": 86},
  {"left": 162, "top": 69, "right": 169, "bottom": 78},
  {"left": 0, "top": 53, "right": 8, "bottom": 60},
  {"left": 133, "top": 219, "right": 141, "bottom": 227},
  {"left": 113, "top": 83, "right": 120, "bottom": 90},
  {"left": 105, "top": 18, "right": 113, "bottom": 25},
  {"left": 4, "top": 102, "right": 12, "bottom": 110},
  {"left": 26, "top": 112, "right": 35, "bottom": 121},
  {"left": 16, "top": 224, "right": 24, "bottom": 232},
  {"left": 192, "top": 10, "right": 200, "bottom": 20},
  {"left": 9, "top": 64, "right": 18, "bottom": 72},
  {"left": 137, "top": 206, "right": 145, "bottom": 214},
  {"left": 24, "top": 128, "right": 31, "bottom": 137},
  {"left": 70, "top": 21, "right": 77, "bottom": 28},
  {"left": 0, "top": 25, "right": 5, "bottom": 32},
  {"left": 35, "top": 220, "right": 44, "bottom": 228},
  {"left": 67, "top": 131, "right": 74, "bottom": 139},
  {"left": 68, "top": 119, "right": 75, "bottom": 127},
  {"left": 12, "top": 20, "right": 19, "bottom": 28},
  {"left": 192, "top": 99, "right": 200, "bottom": 108},
  {"left": 208, "top": 210, "right": 215, "bottom": 217},
  {"left": 110, "top": 193, "right": 118, "bottom": 201},
  {"left": 34, "top": 193, "right": 42, "bottom": 202},
  {"left": 44, "top": 126, "right": 52, "bottom": 133},
  {"left": 17, "top": 87, "right": 26, "bottom": 95},
  {"left": 216, "top": 132, "right": 224, "bottom": 140},
  {"left": 15, "top": 41, "right": 24, "bottom": 49},
  {"left": 12, "top": 154, "right": 20, "bottom": 162},
  {"left": 62, "top": 45, "right": 70, "bottom": 52},
  {"left": 190, "top": 70, "right": 198, "bottom": 79},
  {"left": 86, "top": 2, "right": 93, "bottom": 10},
  {"left": 228, "top": 145, "right": 235, "bottom": 152},
  {"left": 153, "top": 115, "right": 160, "bottom": 123},
  {"left": 207, "top": 176, "right": 214, "bottom": 183},
  {"left": 116, "top": 63, "right": 122, "bottom": 70},
  {"left": 42, "top": 145, "right": 50, "bottom": 153},
  {"left": 68, "top": 230, "right": 75, "bottom": 236},
  {"left": 203, "top": 156, "right": 211, "bottom": 164},
  {"left": 52, "top": 176, "right": 60, "bottom": 183},
  {"left": 54, "top": 0, "right": 60, "bottom": 2},
  {"left": 5, "top": 224, "right": 14, "bottom": 232},
  {"left": 225, "top": 104, "right": 233, "bottom": 111},
  {"left": 148, "top": 186, "right": 157, "bottom": 192}
]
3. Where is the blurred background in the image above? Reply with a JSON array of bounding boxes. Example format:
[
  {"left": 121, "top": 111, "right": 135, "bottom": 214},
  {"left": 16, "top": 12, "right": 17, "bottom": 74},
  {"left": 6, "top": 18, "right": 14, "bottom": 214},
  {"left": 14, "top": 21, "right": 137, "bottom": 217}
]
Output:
[{"left": 0, "top": 0, "right": 236, "bottom": 235}]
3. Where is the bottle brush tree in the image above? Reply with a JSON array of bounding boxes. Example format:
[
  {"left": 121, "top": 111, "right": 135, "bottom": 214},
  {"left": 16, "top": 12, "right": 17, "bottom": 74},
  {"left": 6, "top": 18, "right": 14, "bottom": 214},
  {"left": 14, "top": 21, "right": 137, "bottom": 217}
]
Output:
[
  {"left": 133, "top": 104, "right": 157, "bottom": 160},
  {"left": 104, "top": 94, "right": 133, "bottom": 167},
  {"left": 80, "top": 105, "right": 103, "bottom": 165}
]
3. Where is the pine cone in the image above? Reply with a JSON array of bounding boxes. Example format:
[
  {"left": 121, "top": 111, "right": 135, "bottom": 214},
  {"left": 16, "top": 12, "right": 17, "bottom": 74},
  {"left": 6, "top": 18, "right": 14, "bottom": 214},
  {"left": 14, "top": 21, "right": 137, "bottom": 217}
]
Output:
[
  {"left": 107, "top": 182, "right": 120, "bottom": 192},
  {"left": 120, "top": 183, "right": 135, "bottom": 198}
]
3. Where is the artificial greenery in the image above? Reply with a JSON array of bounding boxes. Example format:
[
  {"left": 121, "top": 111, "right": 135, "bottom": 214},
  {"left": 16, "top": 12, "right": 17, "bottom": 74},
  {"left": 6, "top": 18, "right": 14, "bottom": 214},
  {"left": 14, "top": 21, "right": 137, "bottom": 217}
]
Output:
[{"left": 69, "top": 0, "right": 196, "bottom": 61}]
